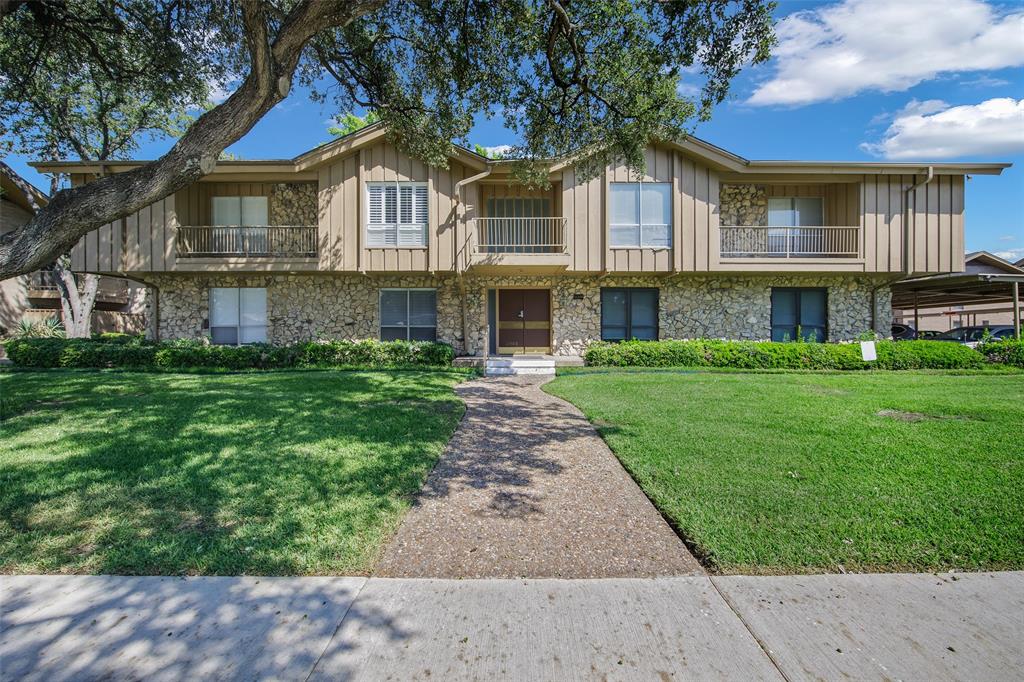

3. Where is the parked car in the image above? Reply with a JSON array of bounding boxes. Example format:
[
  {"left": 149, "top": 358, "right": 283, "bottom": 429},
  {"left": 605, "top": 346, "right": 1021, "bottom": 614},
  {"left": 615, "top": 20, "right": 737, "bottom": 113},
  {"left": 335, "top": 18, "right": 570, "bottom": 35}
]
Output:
[
  {"left": 932, "top": 325, "right": 1016, "bottom": 348},
  {"left": 916, "top": 330, "right": 941, "bottom": 340},
  {"left": 891, "top": 323, "right": 917, "bottom": 340}
]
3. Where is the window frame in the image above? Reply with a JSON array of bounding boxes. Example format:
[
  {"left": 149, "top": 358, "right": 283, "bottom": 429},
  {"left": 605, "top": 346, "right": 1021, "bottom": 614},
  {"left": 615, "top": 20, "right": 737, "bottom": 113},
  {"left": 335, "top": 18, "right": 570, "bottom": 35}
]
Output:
[
  {"left": 600, "top": 287, "right": 660, "bottom": 342},
  {"left": 770, "top": 287, "right": 828, "bottom": 342},
  {"left": 767, "top": 196, "right": 824, "bottom": 228},
  {"left": 211, "top": 196, "right": 269, "bottom": 226},
  {"left": 609, "top": 181, "right": 673, "bottom": 250},
  {"left": 208, "top": 287, "right": 268, "bottom": 346},
  {"left": 365, "top": 181, "right": 429, "bottom": 248},
  {"left": 379, "top": 287, "right": 438, "bottom": 341}
]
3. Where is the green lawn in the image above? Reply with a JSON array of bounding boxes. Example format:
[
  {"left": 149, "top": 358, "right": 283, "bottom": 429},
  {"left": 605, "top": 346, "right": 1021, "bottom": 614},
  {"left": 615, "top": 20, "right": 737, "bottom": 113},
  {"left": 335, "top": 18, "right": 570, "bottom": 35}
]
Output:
[
  {"left": 546, "top": 371, "right": 1024, "bottom": 574},
  {"left": 0, "top": 370, "right": 465, "bottom": 575}
]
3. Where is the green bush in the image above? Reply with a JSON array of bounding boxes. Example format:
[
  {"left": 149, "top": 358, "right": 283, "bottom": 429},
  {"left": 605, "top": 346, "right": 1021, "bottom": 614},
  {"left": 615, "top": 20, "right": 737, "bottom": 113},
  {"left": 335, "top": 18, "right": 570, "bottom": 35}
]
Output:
[
  {"left": 3, "top": 337, "right": 455, "bottom": 370},
  {"left": 583, "top": 339, "right": 987, "bottom": 370},
  {"left": 978, "top": 339, "right": 1024, "bottom": 368}
]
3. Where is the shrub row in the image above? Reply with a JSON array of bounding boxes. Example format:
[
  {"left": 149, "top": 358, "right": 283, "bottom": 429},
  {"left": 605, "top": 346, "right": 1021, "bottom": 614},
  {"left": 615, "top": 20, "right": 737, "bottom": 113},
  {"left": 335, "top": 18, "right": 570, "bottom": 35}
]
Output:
[
  {"left": 977, "top": 339, "right": 1024, "bottom": 368},
  {"left": 2, "top": 337, "right": 455, "bottom": 370},
  {"left": 583, "top": 339, "right": 990, "bottom": 370}
]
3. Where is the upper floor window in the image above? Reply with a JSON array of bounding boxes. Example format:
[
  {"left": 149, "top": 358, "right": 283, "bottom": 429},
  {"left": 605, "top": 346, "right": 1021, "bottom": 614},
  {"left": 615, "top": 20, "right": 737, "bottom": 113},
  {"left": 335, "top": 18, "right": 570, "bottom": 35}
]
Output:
[
  {"left": 486, "top": 197, "right": 551, "bottom": 217},
  {"left": 212, "top": 196, "right": 268, "bottom": 226},
  {"left": 610, "top": 182, "right": 672, "bottom": 248},
  {"left": 768, "top": 197, "right": 823, "bottom": 227},
  {"left": 367, "top": 182, "right": 428, "bottom": 247}
]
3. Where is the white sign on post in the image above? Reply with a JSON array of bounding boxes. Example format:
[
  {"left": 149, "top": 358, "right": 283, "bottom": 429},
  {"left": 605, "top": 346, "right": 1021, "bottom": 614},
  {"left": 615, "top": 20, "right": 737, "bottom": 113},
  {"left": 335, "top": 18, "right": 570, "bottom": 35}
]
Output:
[{"left": 860, "top": 340, "right": 877, "bottom": 362}]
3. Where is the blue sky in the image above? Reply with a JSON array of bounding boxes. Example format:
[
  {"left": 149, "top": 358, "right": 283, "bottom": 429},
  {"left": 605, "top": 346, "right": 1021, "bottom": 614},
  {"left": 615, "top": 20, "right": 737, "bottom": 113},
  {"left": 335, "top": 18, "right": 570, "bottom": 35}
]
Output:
[{"left": 6, "top": 0, "right": 1023, "bottom": 259}]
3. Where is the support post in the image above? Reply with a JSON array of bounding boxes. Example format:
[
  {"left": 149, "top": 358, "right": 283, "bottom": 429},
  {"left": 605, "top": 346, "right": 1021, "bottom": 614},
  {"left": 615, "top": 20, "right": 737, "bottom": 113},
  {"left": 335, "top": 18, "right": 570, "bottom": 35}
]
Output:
[
  {"left": 913, "top": 293, "right": 920, "bottom": 332},
  {"left": 1014, "top": 281, "right": 1021, "bottom": 340}
]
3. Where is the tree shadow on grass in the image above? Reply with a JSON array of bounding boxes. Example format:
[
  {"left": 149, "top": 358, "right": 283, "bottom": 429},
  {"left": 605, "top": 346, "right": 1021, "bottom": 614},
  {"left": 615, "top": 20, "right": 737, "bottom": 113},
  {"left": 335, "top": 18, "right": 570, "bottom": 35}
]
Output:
[{"left": 0, "top": 370, "right": 465, "bottom": 576}]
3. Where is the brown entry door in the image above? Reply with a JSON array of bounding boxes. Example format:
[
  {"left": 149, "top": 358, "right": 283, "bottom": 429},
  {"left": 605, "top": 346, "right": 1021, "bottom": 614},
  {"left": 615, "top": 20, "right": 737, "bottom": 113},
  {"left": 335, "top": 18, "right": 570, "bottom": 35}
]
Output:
[{"left": 498, "top": 289, "right": 551, "bottom": 354}]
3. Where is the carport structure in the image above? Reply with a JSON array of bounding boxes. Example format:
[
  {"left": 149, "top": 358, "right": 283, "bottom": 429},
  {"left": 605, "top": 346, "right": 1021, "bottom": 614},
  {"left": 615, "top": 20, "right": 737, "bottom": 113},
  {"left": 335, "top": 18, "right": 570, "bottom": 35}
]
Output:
[{"left": 891, "top": 252, "right": 1023, "bottom": 339}]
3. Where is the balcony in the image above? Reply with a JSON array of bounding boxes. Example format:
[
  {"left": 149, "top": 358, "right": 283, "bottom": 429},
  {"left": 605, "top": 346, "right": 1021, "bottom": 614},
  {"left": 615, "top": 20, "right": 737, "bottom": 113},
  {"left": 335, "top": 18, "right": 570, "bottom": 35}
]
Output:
[
  {"left": 27, "top": 270, "right": 129, "bottom": 303},
  {"left": 469, "top": 217, "right": 570, "bottom": 272},
  {"left": 177, "top": 225, "right": 318, "bottom": 258},
  {"left": 720, "top": 226, "right": 860, "bottom": 259}
]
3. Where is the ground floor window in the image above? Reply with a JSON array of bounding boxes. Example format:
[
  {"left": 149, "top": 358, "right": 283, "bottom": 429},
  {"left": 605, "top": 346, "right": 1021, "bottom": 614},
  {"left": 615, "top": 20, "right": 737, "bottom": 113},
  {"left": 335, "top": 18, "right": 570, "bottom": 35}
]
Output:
[
  {"left": 601, "top": 288, "right": 659, "bottom": 341},
  {"left": 209, "top": 287, "right": 267, "bottom": 344},
  {"left": 771, "top": 287, "right": 827, "bottom": 342},
  {"left": 380, "top": 288, "right": 437, "bottom": 341}
]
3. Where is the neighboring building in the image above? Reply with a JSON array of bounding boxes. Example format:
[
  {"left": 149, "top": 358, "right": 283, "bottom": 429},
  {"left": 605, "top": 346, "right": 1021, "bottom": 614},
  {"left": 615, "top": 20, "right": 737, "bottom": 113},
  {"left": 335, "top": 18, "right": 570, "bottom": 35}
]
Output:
[
  {"left": 32, "top": 124, "right": 1008, "bottom": 354},
  {"left": 893, "top": 251, "right": 1024, "bottom": 332},
  {"left": 0, "top": 168, "right": 147, "bottom": 336}
]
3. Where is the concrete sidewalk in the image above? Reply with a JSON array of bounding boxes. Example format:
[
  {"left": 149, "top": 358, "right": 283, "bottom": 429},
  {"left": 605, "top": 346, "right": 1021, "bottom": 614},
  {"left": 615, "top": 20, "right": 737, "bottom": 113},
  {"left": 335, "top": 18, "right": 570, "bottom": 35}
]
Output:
[{"left": 3, "top": 572, "right": 1022, "bottom": 681}]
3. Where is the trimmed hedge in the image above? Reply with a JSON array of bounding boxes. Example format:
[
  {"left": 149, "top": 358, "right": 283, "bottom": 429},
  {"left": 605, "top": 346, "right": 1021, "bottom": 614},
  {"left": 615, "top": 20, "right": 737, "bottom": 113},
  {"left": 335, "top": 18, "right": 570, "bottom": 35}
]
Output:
[
  {"left": 583, "top": 339, "right": 988, "bottom": 370},
  {"left": 978, "top": 339, "right": 1024, "bottom": 368},
  {"left": 2, "top": 337, "right": 455, "bottom": 370}
]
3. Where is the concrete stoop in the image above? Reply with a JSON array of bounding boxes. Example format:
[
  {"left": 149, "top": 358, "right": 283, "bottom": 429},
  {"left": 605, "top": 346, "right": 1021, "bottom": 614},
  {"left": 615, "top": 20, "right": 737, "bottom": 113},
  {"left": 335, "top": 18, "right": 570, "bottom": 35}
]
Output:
[{"left": 483, "top": 355, "right": 556, "bottom": 376}]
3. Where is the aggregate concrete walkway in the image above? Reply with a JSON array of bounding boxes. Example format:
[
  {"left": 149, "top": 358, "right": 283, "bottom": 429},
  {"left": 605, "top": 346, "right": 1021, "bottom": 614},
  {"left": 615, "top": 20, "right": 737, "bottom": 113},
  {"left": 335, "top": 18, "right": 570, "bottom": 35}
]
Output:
[
  {"left": 374, "top": 376, "right": 703, "bottom": 578},
  {"left": 3, "top": 572, "right": 1022, "bottom": 681}
]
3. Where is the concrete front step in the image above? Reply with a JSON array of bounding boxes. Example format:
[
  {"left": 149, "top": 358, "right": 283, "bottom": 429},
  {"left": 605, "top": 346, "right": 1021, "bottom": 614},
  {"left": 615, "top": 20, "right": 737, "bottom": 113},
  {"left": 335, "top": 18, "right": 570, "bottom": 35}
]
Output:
[{"left": 484, "top": 355, "right": 556, "bottom": 376}]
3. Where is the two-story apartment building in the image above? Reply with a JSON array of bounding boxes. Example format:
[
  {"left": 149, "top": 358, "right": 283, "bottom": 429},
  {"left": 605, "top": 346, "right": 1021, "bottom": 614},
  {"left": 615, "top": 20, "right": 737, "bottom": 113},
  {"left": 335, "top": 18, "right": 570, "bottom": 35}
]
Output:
[{"left": 32, "top": 123, "right": 1009, "bottom": 355}]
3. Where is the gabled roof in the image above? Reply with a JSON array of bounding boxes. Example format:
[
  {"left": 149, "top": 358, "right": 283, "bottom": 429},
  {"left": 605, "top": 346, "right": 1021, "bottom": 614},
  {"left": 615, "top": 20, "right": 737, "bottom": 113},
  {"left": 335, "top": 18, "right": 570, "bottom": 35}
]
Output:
[
  {"left": 0, "top": 165, "right": 48, "bottom": 213},
  {"left": 30, "top": 126, "right": 1011, "bottom": 178},
  {"left": 963, "top": 251, "right": 1024, "bottom": 274}
]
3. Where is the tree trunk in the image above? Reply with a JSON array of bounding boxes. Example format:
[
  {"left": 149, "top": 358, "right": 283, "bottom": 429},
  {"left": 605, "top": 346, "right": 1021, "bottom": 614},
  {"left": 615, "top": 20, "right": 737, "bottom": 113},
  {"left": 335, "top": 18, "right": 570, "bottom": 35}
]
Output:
[
  {"left": 52, "top": 257, "right": 99, "bottom": 338},
  {"left": 0, "top": 0, "right": 385, "bottom": 280}
]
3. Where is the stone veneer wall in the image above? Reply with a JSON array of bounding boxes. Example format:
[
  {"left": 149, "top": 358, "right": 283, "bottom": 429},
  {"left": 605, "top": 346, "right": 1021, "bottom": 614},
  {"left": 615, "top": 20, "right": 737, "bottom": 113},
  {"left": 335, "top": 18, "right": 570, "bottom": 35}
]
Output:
[
  {"left": 719, "top": 184, "right": 767, "bottom": 226},
  {"left": 461, "top": 274, "right": 892, "bottom": 356},
  {"left": 269, "top": 183, "right": 317, "bottom": 226},
  {"left": 146, "top": 272, "right": 892, "bottom": 356},
  {"left": 145, "top": 274, "right": 465, "bottom": 351}
]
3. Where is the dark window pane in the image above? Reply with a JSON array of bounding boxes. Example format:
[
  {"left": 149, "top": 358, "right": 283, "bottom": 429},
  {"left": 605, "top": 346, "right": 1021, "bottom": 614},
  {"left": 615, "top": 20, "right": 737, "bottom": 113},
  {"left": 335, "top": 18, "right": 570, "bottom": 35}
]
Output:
[
  {"left": 408, "top": 290, "right": 437, "bottom": 326},
  {"left": 380, "top": 290, "right": 408, "bottom": 326},
  {"left": 771, "top": 326, "right": 796, "bottom": 342},
  {"left": 631, "top": 290, "right": 658, "bottom": 327},
  {"left": 381, "top": 326, "right": 408, "bottom": 341},
  {"left": 771, "top": 289, "right": 797, "bottom": 327},
  {"left": 601, "top": 290, "right": 628, "bottom": 327},
  {"left": 803, "top": 325, "right": 826, "bottom": 343},
  {"left": 211, "top": 326, "right": 238, "bottom": 345},
  {"left": 602, "top": 326, "right": 627, "bottom": 341},
  {"left": 409, "top": 326, "right": 437, "bottom": 341},
  {"left": 800, "top": 289, "right": 827, "bottom": 327},
  {"left": 631, "top": 325, "right": 657, "bottom": 341}
]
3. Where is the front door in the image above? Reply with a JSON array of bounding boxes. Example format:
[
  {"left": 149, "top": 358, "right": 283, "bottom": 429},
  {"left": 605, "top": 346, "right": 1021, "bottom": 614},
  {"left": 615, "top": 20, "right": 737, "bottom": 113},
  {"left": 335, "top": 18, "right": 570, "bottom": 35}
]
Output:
[{"left": 497, "top": 289, "right": 551, "bottom": 354}]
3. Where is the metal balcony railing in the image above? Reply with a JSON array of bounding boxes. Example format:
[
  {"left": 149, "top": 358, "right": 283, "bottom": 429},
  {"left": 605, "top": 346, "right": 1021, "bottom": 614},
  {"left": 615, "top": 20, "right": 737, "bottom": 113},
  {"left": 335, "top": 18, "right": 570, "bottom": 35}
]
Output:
[
  {"left": 177, "top": 225, "right": 318, "bottom": 258},
  {"left": 475, "top": 217, "right": 566, "bottom": 254},
  {"left": 720, "top": 226, "right": 860, "bottom": 259}
]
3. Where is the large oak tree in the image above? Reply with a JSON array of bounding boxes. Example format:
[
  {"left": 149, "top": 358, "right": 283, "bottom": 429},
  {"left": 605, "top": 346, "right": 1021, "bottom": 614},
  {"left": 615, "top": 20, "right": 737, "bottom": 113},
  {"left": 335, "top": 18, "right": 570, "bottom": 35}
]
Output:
[{"left": 0, "top": 0, "right": 775, "bottom": 280}]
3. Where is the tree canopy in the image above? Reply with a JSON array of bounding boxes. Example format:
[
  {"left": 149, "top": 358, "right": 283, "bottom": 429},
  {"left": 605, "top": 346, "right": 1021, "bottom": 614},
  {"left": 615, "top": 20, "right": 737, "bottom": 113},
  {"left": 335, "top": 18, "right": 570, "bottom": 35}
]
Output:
[{"left": 0, "top": 0, "right": 775, "bottom": 279}]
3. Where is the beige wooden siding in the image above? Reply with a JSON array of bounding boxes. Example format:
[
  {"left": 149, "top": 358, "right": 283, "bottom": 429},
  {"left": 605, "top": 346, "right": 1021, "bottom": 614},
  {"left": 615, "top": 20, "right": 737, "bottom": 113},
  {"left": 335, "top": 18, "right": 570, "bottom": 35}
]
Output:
[
  {"left": 174, "top": 182, "right": 275, "bottom": 226},
  {"left": 560, "top": 145, "right": 718, "bottom": 273},
  {"left": 762, "top": 184, "right": 860, "bottom": 227},
  {"left": 316, "top": 141, "right": 467, "bottom": 273},
  {"left": 861, "top": 174, "right": 964, "bottom": 274}
]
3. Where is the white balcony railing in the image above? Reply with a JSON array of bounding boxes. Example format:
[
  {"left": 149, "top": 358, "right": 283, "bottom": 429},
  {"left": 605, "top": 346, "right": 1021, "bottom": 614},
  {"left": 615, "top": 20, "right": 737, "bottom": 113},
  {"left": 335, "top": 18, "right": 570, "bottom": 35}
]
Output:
[
  {"left": 177, "top": 225, "right": 318, "bottom": 258},
  {"left": 475, "top": 217, "right": 566, "bottom": 254},
  {"left": 720, "top": 226, "right": 860, "bottom": 259}
]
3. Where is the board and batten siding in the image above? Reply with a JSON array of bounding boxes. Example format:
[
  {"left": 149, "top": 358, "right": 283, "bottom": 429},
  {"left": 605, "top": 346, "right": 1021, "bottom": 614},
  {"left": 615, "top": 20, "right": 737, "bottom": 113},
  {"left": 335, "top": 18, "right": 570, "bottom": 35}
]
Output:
[
  {"left": 560, "top": 145, "right": 719, "bottom": 273},
  {"left": 860, "top": 174, "right": 964, "bottom": 274},
  {"left": 317, "top": 141, "right": 471, "bottom": 273}
]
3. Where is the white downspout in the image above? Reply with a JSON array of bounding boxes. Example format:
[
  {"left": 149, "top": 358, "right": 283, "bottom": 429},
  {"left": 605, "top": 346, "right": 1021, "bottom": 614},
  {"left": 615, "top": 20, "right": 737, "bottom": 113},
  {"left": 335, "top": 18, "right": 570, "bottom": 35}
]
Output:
[
  {"left": 903, "top": 166, "right": 934, "bottom": 276},
  {"left": 453, "top": 167, "right": 492, "bottom": 355}
]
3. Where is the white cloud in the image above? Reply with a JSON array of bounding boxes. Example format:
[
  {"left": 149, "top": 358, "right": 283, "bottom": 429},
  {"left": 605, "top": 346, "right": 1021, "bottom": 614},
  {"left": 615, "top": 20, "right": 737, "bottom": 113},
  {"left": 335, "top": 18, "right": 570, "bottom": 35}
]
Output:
[
  {"left": 860, "top": 97, "right": 1024, "bottom": 159},
  {"left": 994, "top": 247, "right": 1024, "bottom": 262},
  {"left": 959, "top": 75, "right": 1012, "bottom": 88},
  {"left": 749, "top": 0, "right": 1024, "bottom": 106},
  {"left": 483, "top": 145, "right": 514, "bottom": 157},
  {"left": 998, "top": 234, "right": 1017, "bottom": 242}
]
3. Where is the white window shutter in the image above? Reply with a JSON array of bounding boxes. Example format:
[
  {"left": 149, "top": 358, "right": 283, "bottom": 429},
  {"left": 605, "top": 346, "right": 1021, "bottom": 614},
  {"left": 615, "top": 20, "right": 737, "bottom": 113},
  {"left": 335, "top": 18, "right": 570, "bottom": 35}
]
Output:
[
  {"left": 368, "top": 185, "right": 384, "bottom": 225},
  {"left": 415, "top": 186, "right": 428, "bottom": 224}
]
